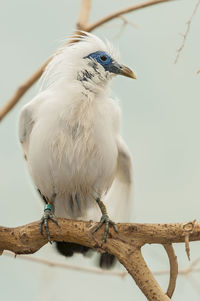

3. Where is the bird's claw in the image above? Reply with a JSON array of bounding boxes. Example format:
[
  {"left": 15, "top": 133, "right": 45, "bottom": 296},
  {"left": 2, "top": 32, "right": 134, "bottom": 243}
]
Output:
[
  {"left": 93, "top": 214, "right": 118, "bottom": 245},
  {"left": 39, "top": 206, "right": 59, "bottom": 243}
]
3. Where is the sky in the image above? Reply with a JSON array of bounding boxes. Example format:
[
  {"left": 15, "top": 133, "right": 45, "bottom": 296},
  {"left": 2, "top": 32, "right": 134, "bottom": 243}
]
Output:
[{"left": 0, "top": 0, "right": 200, "bottom": 300}]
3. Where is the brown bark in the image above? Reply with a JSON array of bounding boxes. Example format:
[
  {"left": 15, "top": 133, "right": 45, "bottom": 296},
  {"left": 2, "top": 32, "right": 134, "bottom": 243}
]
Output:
[
  {"left": 0, "top": 219, "right": 198, "bottom": 300},
  {"left": 0, "top": 0, "right": 186, "bottom": 299}
]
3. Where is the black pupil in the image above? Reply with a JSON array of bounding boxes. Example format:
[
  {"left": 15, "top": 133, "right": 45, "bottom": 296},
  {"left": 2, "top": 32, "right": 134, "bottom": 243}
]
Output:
[{"left": 100, "top": 55, "right": 107, "bottom": 61}]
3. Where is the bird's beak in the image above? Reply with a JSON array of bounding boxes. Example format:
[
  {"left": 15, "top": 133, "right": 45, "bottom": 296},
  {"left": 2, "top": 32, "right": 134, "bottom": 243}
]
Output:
[
  {"left": 107, "top": 61, "right": 137, "bottom": 79},
  {"left": 119, "top": 64, "right": 137, "bottom": 79}
]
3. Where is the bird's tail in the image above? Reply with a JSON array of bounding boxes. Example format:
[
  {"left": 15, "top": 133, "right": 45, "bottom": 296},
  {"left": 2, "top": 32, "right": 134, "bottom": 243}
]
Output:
[
  {"left": 55, "top": 241, "right": 89, "bottom": 257},
  {"left": 55, "top": 242, "right": 115, "bottom": 269}
]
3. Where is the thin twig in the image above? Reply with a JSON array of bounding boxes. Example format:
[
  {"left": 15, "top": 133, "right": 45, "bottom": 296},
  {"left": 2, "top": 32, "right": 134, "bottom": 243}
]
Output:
[
  {"left": 113, "top": 15, "right": 138, "bottom": 40},
  {"left": 0, "top": 0, "right": 174, "bottom": 122},
  {"left": 187, "top": 274, "right": 200, "bottom": 295},
  {"left": 3, "top": 250, "right": 127, "bottom": 278},
  {"left": 0, "top": 58, "right": 51, "bottom": 121},
  {"left": 163, "top": 244, "right": 178, "bottom": 298},
  {"left": 119, "top": 15, "right": 139, "bottom": 29},
  {"left": 180, "top": 257, "right": 200, "bottom": 275},
  {"left": 174, "top": 0, "right": 200, "bottom": 64},
  {"left": 0, "top": 0, "right": 92, "bottom": 122},
  {"left": 4, "top": 250, "right": 200, "bottom": 277},
  {"left": 87, "top": 0, "right": 173, "bottom": 32}
]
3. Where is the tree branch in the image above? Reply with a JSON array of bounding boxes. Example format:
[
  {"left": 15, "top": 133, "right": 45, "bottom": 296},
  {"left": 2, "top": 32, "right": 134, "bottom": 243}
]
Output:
[
  {"left": 76, "top": 0, "right": 92, "bottom": 30},
  {"left": 0, "top": 58, "right": 51, "bottom": 121},
  {"left": 120, "top": 245, "right": 171, "bottom": 300},
  {"left": 4, "top": 251, "right": 200, "bottom": 278},
  {"left": 0, "top": 0, "right": 174, "bottom": 122},
  {"left": 174, "top": 0, "right": 200, "bottom": 64},
  {"left": 0, "top": 0, "right": 91, "bottom": 122},
  {"left": 1, "top": 219, "right": 200, "bottom": 300},
  {"left": 86, "top": 0, "right": 174, "bottom": 32},
  {"left": 3, "top": 250, "right": 127, "bottom": 277},
  {"left": 163, "top": 244, "right": 178, "bottom": 298}
]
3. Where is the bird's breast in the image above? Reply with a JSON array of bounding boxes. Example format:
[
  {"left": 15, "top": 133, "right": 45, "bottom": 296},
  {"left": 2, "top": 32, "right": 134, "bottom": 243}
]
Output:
[
  {"left": 51, "top": 113, "right": 118, "bottom": 189},
  {"left": 29, "top": 97, "right": 118, "bottom": 200}
]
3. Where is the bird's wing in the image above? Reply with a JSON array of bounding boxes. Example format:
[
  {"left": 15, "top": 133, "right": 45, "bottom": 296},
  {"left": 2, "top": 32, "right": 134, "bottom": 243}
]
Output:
[
  {"left": 18, "top": 91, "right": 46, "bottom": 158},
  {"left": 19, "top": 91, "right": 47, "bottom": 158},
  {"left": 19, "top": 105, "right": 34, "bottom": 144},
  {"left": 18, "top": 104, "right": 35, "bottom": 158},
  {"left": 103, "top": 136, "right": 133, "bottom": 222}
]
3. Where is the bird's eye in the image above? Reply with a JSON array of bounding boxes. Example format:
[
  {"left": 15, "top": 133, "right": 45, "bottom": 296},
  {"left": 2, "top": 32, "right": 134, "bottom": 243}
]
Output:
[{"left": 100, "top": 55, "right": 107, "bottom": 62}]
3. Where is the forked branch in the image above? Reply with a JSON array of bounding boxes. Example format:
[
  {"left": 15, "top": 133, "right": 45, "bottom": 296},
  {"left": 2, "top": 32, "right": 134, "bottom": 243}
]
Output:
[{"left": 1, "top": 219, "right": 200, "bottom": 300}]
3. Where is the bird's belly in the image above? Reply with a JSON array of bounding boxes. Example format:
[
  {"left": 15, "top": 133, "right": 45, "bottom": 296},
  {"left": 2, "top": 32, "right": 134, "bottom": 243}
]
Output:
[{"left": 28, "top": 125, "right": 118, "bottom": 204}]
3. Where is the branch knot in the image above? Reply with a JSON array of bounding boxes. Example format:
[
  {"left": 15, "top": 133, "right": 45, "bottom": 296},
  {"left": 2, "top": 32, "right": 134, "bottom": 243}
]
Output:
[{"left": 182, "top": 220, "right": 196, "bottom": 260}]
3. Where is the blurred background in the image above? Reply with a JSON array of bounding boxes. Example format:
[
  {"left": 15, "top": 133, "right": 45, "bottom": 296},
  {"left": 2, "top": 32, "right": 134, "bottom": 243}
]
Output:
[{"left": 0, "top": 0, "right": 200, "bottom": 300}]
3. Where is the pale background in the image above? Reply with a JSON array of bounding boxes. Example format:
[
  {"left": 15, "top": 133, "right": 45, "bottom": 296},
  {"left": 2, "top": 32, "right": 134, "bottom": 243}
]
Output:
[{"left": 0, "top": 0, "right": 200, "bottom": 300}]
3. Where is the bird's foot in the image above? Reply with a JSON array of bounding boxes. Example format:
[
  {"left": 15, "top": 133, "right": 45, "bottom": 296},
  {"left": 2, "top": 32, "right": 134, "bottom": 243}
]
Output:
[
  {"left": 93, "top": 213, "right": 118, "bottom": 245},
  {"left": 39, "top": 203, "right": 59, "bottom": 243}
]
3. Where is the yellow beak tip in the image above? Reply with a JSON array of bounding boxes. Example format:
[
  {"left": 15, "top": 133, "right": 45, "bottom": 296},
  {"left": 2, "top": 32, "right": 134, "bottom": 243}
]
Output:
[
  {"left": 120, "top": 64, "right": 137, "bottom": 80},
  {"left": 131, "top": 73, "right": 137, "bottom": 80}
]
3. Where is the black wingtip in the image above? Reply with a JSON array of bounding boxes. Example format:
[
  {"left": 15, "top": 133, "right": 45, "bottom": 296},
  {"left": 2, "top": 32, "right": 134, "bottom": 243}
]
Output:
[{"left": 99, "top": 253, "right": 116, "bottom": 269}]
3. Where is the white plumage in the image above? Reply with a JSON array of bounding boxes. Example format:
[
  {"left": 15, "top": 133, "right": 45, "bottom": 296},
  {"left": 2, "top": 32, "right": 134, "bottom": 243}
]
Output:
[{"left": 19, "top": 33, "right": 134, "bottom": 243}]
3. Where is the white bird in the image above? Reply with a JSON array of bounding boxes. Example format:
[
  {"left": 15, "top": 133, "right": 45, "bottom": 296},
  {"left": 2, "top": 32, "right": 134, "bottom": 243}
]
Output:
[{"left": 18, "top": 32, "right": 136, "bottom": 268}]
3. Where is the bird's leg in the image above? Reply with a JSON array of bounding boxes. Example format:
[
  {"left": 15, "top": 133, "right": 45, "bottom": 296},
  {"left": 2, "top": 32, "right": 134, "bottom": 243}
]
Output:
[
  {"left": 39, "top": 193, "right": 59, "bottom": 243},
  {"left": 93, "top": 198, "right": 118, "bottom": 244}
]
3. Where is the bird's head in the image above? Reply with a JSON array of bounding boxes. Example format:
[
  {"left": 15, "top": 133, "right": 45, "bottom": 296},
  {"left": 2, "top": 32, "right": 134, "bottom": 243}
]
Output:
[
  {"left": 41, "top": 32, "right": 136, "bottom": 93},
  {"left": 84, "top": 50, "right": 136, "bottom": 79}
]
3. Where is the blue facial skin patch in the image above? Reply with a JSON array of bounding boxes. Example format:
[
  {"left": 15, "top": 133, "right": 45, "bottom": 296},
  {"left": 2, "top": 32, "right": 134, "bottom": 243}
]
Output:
[{"left": 85, "top": 51, "right": 122, "bottom": 75}]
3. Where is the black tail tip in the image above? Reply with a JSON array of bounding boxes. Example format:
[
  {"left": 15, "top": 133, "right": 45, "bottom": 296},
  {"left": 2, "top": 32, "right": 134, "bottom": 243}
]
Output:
[
  {"left": 55, "top": 242, "right": 116, "bottom": 269},
  {"left": 55, "top": 241, "right": 89, "bottom": 257},
  {"left": 99, "top": 253, "right": 116, "bottom": 269}
]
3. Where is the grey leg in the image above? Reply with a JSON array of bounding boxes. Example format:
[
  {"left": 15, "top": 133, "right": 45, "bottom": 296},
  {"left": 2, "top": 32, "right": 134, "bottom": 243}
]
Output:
[
  {"left": 39, "top": 193, "right": 59, "bottom": 242},
  {"left": 93, "top": 198, "right": 117, "bottom": 244}
]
